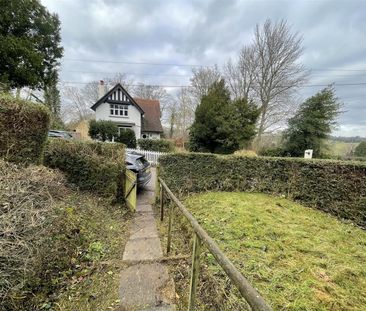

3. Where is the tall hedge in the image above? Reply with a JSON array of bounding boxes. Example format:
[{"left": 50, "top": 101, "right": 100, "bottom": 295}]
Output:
[
  {"left": 138, "top": 138, "right": 173, "bottom": 152},
  {"left": 0, "top": 94, "right": 50, "bottom": 164},
  {"left": 159, "top": 153, "right": 366, "bottom": 228},
  {"left": 44, "top": 139, "right": 125, "bottom": 199}
]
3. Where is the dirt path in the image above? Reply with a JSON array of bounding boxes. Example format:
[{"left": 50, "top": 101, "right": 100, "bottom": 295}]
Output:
[{"left": 118, "top": 168, "right": 176, "bottom": 311}]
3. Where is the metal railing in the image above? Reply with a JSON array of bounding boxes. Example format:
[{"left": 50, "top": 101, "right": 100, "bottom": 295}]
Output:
[{"left": 157, "top": 177, "right": 272, "bottom": 311}]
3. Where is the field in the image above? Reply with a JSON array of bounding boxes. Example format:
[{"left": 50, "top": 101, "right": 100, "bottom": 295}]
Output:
[
  {"left": 325, "top": 140, "right": 358, "bottom": 157},
  {"left": 181, "top": 192, "right": 366, "bottom": 310}
]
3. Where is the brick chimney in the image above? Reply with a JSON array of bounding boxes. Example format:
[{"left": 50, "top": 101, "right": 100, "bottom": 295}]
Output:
[{"left": 98, "top": 80, "right": 107, "bottom": 99}]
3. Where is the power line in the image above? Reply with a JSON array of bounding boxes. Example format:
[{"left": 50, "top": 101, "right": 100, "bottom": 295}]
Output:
[
  {"left": 303, "top": 82, "right": 366, "bottom": 87},
  {"left": 60, "top": 81, "right": 192, "bottom": 88},
  {"left": 312, "top": 69, "right": 366, "bottom": 72},
  {"left": 62, "top": 58, "right": 212, "bottom": 68},
  {"left": 61, "top": 69, "right": 366, "bottom": 79},
  {"left": 59, "top": 81, "right": 366, "bottom": 88},
  {"left": 61, "top": 58, "right": 366, "bottom": 72},
  {"left": 61, "top": 69, "right": 191, "bottom": 77}
]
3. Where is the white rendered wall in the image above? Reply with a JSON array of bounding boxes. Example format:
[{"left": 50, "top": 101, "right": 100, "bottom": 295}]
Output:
[
  {"left": 141, "top": 132, "right": 161, "bottom": 139},
  {"left": 95, "top": 103, "right": 141, "bottom": 138}
]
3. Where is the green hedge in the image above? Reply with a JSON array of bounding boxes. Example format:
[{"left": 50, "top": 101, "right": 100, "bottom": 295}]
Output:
[
  {"left": 0, "top": 93, "right": 50, "bottom": 164},
  {"left": 138, "top": 138, "right": 174, "bottom": 152},
  {"left": 44, "top": 139, "right": 125, "bottom": 199},
  {"left": 159, "top": 153, "right": 366, "bottom": 228}
]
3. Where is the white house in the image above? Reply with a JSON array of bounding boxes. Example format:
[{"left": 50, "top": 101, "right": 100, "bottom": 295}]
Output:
[{"left": 91, "top": 81, "right": 163, "bottom": 139}]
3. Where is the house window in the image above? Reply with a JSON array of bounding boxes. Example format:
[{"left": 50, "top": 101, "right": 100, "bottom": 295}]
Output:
[
  {"left": 110, "top": 104, "right": 128, "bottom": 117},
  {"left": 118, "top": 126, "right": 132, "bottom": 135}
]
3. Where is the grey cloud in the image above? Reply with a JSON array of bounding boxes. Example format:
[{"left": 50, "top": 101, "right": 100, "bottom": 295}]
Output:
[{"left": 42, "top": 0, "right": 366, "bottom": 136}]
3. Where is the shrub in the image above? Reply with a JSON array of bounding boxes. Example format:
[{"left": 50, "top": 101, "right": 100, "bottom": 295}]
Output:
[
  {"left": 138, "top": 138, "right": 174, "bottom": 152},
  {"left": 354, "top": 141, "right": 366, "bottom": 157},
  {"left": 89, "top": 119, "right": 118, "bottom": 141},
  {"left": 116, "top": 129, "right": 136, "bottom": 148},
  {"left": 0, "top": 93, "right": 50, "bottom": 164},
  {"left": 44, "top": 139, "right": 125, "bottom": 199},
  {"left": 159, "top": 153, "right": 366, "bottom": 228},
  {"left": 258, "top": 147, "right": 286, "bottom": 157}
]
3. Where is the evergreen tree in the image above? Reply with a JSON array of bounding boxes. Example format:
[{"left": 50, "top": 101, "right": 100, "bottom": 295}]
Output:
[
  {"left": 189, "top": 80, "right": 259, "bottom": 154},
  {"left": 284, "top": 87, "right": 342, "bottom": 157},
  {"left": 44, "top": 76, "right": 63, "bottom": 129},
  {"left": 232, "top": 98, "right": 260, "bottom": 148},
  {"left": 0, "top": 0, "right": 63, "bottom": 89}
]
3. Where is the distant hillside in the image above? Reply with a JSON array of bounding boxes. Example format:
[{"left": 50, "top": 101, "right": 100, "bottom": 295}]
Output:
[{"left": 329, "top": 136, "right": 366, "bottom": 143}]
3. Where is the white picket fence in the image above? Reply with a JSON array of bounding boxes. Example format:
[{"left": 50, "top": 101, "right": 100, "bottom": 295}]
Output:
[{"left": 126, "top": 148, "right": 167, "bottom": 165}]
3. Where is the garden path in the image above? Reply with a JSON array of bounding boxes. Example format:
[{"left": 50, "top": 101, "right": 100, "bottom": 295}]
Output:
[{"left": 118, "top": 168, "right": 176, "bottom": 311}]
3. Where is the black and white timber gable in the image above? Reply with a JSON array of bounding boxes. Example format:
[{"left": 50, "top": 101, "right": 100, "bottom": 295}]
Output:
[{"left": 90, "top": 83, "right": 144, "bottom": 114}]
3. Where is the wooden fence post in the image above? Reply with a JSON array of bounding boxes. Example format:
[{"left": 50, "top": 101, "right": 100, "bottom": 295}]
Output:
[
  {"left": 167, "top": 203, "right": 174, "bottom": 255},
  {"left": 160, "top": 184, "right": 164, "bottom": 221},
  {"left": 188, "top": 233, "right": 202, "bottom": 311},
  {"left": 155, "top": 166, "right": 160, "bottom": 203}
]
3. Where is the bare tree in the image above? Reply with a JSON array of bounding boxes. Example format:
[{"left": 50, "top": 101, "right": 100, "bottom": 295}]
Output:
[
  {"left": 174, "top": 87, "right": 195, "bottom": 142},
  {"left": 225, "top": 20, "right": 308, "bottom": 140},
  {"left": 166, "top": 104, "right": 177, "bottom": 138},
  {"left": 104, "top": 73, "right": 134, "bottom": 93},
  {"left": 80, "top": 80, "right": 100, "bottom": 103},
  {"left": 190, "top": 65, "right": 221, "bottom": 105},
  {"left": 224, "top": 46, "right": 257, "bottom": 100},
  {"left": 253, "top": 19, "right": 309, "bottom": 138},
  {"left": 61, "top": 83, "right": 94, "bottom": 122}
]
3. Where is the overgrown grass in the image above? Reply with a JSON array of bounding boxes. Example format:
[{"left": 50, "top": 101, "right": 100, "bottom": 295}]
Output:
[
  {"left": 51, "top": 192, "right": 131, "bottom": 311},
  {"left": 181, "top": 192, "right": 366, "bottom": 310},
  {"left": 0, "top": 159, "right": 131, "bottom": 310}
]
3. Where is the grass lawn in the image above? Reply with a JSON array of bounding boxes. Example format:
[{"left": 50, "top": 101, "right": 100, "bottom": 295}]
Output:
[{"left": 183, "top": 192, "right": 366, "bottom": 311}]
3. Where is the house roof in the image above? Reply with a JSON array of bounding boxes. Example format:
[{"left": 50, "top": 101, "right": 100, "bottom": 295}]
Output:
[
  {"left": 90, "top": 83, "right": 144, "bottom": 114},
  {"left": 134, "top": 98, "right": 164, "bottom": 133}
]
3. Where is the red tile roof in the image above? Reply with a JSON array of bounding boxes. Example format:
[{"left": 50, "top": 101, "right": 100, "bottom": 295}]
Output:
[{"left": 134, "top": 98, "right": 163, "bottom": 133}]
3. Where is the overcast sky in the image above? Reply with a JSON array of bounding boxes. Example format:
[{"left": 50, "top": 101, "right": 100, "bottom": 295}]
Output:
[{"left": 42, "top": 0, "right": 366, "bottom": 137}]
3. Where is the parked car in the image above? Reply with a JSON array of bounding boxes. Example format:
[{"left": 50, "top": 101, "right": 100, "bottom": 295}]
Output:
[
  {"left": 48, "top": 130, "right": 73, "bottom": 139},
  {"left": 126, "top": 151, "right": 151, "bottom": 188}
]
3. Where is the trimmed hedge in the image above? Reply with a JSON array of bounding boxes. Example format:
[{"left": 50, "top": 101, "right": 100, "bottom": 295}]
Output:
[
  {"left": 159, "top": 153, "right": 366, "bottom": 228},
  {"left": 89, "top": 119, "right": 118, "bottom": 142},
  {"left": 138, "top": 138, "right": 173, "bottom": 152},
  {"left": 44, "top": 139, "right": 125, "bottom": 199},
  {"left": 0, "top": 93, "right": 50, "bottom": 164}
]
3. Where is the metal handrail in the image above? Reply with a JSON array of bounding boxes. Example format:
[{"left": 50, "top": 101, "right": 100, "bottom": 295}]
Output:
[{"left": 158, "top": 177, "right": 272, "bottom": 311}]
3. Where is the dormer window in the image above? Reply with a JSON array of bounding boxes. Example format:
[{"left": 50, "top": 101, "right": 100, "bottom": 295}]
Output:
[{"left": 110, "top": 104, "right": 128, "bottom": 117}]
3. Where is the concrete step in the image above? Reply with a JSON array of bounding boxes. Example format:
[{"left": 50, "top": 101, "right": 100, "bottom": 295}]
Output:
[{"left": 119, "top": 263, "right": 175, "bottom": 310}]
